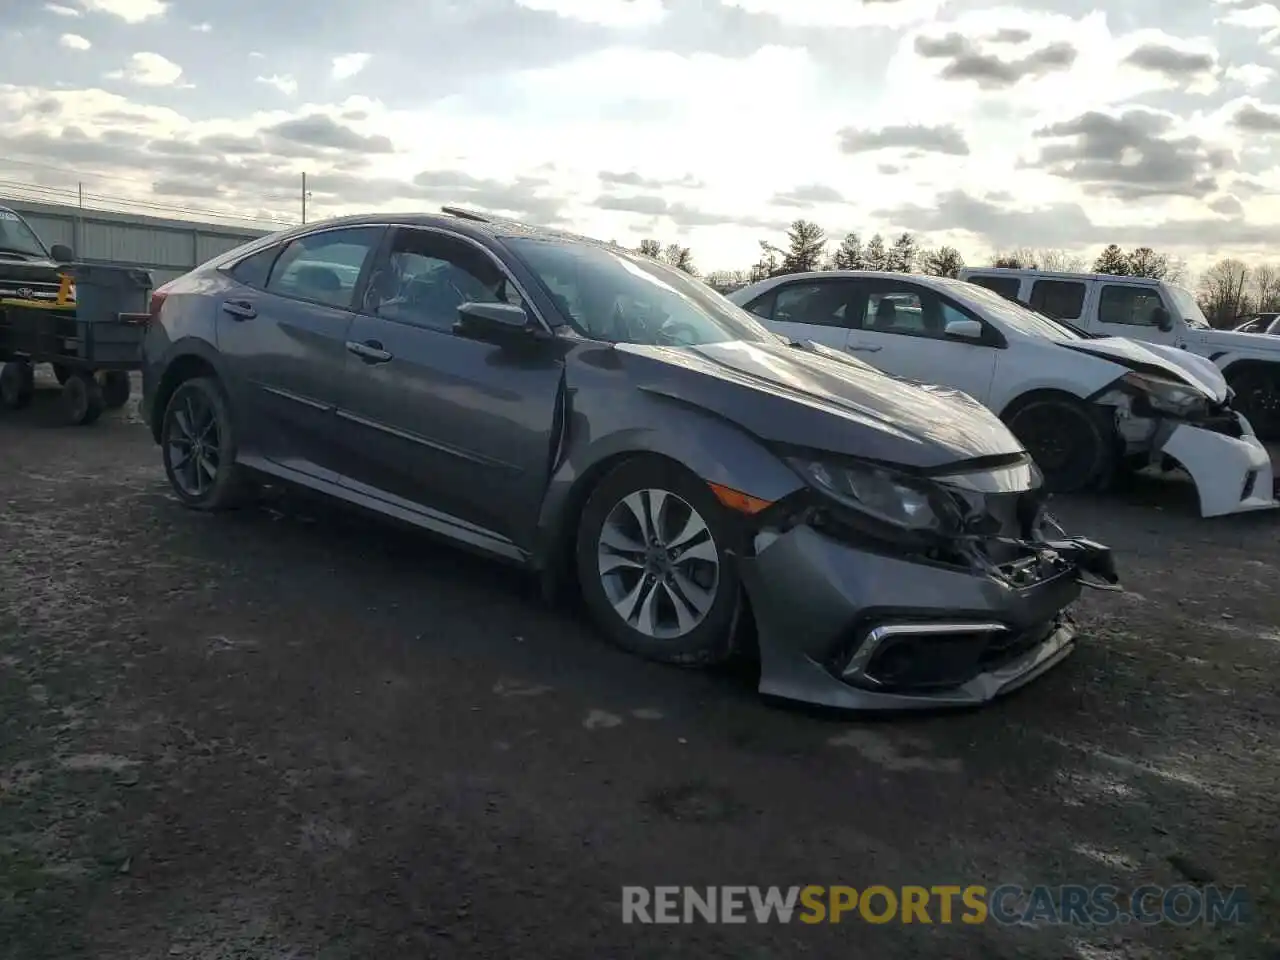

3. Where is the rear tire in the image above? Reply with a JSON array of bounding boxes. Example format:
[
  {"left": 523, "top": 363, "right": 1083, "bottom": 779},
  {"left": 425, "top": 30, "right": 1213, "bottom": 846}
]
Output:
[
  {"left": 1004, "top": 394, "right": 1112, "bottom": 494},
  {"left": 0, "top": 361, "right": 34, "bottom": 410},
  {"left": 574, "top": 458, "right": 744, "bottom": 667},
  {"left": 1228, "top": 366, "right": 1280, "bottom": 441},
  {"left": 160, "top": 376, "right": 253, "bottom": 511},
  {"left": 100, "top": 371, "right": 131, "bottom": 409},
  {"left": 61, "top": 372, "right": 103, "bottom": 425}
]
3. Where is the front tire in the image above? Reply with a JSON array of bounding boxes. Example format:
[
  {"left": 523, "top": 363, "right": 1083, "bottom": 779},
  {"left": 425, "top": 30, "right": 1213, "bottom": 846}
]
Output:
[
  {"left": 0, "top": 361, "right": 34, "bottom": 410},
  {"left": 574, "top": 458, "right": 743, "bottom": 666},
  {"left": 1004, "top": 394, "right": 1112, "bottom": 494},
  {"left": 160, "top": 376, "right": 252, "bottom": 510},
  {"left": 1228, "top": 366, "right": 1280, "bottom": 441}
]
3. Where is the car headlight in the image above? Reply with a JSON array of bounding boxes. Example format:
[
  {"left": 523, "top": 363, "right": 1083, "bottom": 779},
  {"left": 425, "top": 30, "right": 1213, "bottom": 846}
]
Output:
[
  {"left": 787, "top": 457, "right": 955, "bottom": 532},
  {"left": 1121, "top": 371, "right": 1209, "bottom": 417}
]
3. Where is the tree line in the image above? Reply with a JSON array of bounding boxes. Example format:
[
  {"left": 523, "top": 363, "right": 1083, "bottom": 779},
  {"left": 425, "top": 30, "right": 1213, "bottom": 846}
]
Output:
[
  {"left": 628, "top": 219, "right": 1187, "bottom": 297},
  {"left": 1196, "top": 259, "right": 1280, "bottom": 327}
]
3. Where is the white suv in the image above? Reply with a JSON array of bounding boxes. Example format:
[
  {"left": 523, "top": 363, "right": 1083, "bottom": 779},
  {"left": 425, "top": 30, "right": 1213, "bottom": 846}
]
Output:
[{"left": 957, "top": 267, "right": 1280, "bottom": 442}]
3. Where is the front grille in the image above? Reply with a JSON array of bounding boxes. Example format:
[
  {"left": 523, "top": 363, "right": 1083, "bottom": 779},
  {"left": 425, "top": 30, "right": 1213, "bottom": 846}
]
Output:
[{"left": 0, "top": 279, "right": 61, "bottom": 301}]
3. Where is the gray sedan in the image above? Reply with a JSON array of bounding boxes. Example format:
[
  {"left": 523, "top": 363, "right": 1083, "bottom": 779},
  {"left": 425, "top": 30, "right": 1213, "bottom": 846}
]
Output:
[{"left": 139, "top": 208, "right": 1117, "bottom": 710}]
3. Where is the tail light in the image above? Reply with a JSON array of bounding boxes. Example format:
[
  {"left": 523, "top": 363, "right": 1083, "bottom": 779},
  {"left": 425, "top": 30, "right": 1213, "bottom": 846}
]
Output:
[{"left": 149, "top": 284, "right": 172, "bottom": 323}]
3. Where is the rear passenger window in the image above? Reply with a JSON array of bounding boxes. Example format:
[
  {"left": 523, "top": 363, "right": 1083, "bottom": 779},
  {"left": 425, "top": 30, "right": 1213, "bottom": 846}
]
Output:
[
  {"left": 265, "top": 226, "right": 383, "bottom": 309},
  {"left": 1029, "top": 279, "right": 1085, "bottom": 320},
  {"left": 743, "top": 292, "right": 776, "bottom": 320},
  {"left": 1098, "top": 285, "right": 1166, "bottom": 326},
  {"left": 771, "top": 282, "right": 854, "bottom": 327},
  {"left": 966, "top": 275, "right": 1021, "bottom": 299},
  {"left": 228, "top": 245, "right": 280, "bottom": 288}
]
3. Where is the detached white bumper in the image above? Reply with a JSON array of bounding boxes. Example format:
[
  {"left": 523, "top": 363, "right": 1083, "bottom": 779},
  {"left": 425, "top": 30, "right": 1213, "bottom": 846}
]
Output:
[{"left": 1159, "top": 416, "right": 1278, "bottom": 518}]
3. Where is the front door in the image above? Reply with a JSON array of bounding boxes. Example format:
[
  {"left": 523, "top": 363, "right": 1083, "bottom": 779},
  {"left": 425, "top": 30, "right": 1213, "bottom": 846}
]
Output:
[
  {"left": 335, "top": 226, "right": 564, "bottom": 548},
  {"left": 216, "top": 224, "right": 385, "bottom": 479},
  {"left": 1090, "top": 281, "right": 1177, "bottom": 344},
  {"left": 843, "top": 279, "right": 1000, "bottom": 404}
]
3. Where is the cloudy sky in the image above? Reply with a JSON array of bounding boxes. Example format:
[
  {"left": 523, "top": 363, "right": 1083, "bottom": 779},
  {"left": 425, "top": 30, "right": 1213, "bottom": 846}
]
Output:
[{"left": 3, "top": 0, "right": 1280, "bottom": 275}]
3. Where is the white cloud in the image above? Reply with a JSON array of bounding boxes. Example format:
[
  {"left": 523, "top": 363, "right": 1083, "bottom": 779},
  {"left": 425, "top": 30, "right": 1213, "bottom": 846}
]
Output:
[
  {"left": 1215, "top": 1, "right": 1280, "bottom": 30},
  {"left": 256, "top": 74, "right": 298, "bottom": 96},
  {"left": 78, "top": 0, "right": 168, "bottom": 23},
  {"left": 107, "top": 52, "right": 186, "bottom": 87},
  {"left": 331, "top": 53, "right": 371, "bottom": 81},
  {"left": 1226, "top": 63, "right": 1276, "bottom": 87},
  {"left": 723, "top": 0, "right": 944, "bottom": 29},
  {"left": 44, "top": 2, "right": 80, "bottom": 15},
  {"left": 515, "top": 0, "right": 667, "bottom": 28},
  {"left": 192, "top": 22, "right": 211, "bottom": 32},
  {"left": 59, "top": 33, "right": 92, "bottom": 51}
]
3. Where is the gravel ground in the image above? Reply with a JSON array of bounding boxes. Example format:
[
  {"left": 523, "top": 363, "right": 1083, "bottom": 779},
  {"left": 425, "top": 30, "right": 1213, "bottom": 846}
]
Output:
[{"left": 1, "top": 373, "right": 1277, "bottom": 960}]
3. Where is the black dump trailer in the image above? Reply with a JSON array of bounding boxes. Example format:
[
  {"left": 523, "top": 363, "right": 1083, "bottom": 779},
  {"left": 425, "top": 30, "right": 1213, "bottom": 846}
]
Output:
[{"left": 0, "top": 263, "right": 152, "bottom": 425}]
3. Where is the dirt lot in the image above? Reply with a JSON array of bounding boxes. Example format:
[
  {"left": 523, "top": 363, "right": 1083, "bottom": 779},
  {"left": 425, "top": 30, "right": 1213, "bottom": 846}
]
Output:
[{"left": 1, "top": 375, "right": 1277, "bottom": 960}]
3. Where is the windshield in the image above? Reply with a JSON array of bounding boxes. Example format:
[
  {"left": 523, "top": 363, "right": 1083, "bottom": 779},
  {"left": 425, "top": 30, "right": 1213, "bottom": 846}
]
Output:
[
  {"left": 0, "top": 208, "right": 50, "bottom": 258},
  {"left": 943, "top": 278, "right": 1083, "bottom": 340},
  {"left": 1164, "top": 283, "right": 1210, "bottom": 329},
  {"left": 503, "top": 237, "right": 778, "bottom": 346}
]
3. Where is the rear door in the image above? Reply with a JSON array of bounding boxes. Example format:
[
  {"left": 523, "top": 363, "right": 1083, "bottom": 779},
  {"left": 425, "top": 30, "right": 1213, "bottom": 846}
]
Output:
[
  {"left": 738, "top": 279, "right": 859, "bottom": 351},
  {"left": 842, "top": 277, "right": 1001, "bottom": 404},
  {"left": 216, "top": 224, "right": 385, "bottom": 479},
  {"left": 334, "top": 226, "right": 564, "bottom": 548}
]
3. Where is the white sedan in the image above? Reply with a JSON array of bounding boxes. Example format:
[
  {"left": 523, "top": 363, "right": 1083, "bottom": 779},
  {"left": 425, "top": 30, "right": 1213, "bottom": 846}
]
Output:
[{"left": 727, "top": 271, "right": 1276, "bottom": 518}]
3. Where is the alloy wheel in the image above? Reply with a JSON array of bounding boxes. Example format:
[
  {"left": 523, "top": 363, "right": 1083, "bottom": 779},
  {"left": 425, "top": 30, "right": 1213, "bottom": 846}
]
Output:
[
  {"left": 166, "top": 389, "right": 222, "bottom": 499},
  {"left": 595, "top": 488, "right": 720, "bottom": 640}
]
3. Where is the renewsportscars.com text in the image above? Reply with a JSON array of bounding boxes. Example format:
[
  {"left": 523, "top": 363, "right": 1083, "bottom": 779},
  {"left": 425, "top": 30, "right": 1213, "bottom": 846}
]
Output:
[{"left": 621, "top": 885, "right": 1251, "bottom": 926}]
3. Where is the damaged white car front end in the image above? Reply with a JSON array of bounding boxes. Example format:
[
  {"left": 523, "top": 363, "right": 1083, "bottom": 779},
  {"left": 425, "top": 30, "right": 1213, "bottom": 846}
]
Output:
[{"left": 1098, "top": 369, "right": 1277, "bottom": 518}]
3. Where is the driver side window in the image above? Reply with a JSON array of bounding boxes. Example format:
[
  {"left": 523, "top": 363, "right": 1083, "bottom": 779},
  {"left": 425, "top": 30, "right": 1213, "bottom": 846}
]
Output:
[{"left": 362, "top": 229, "right": 524, "bottom": 333}]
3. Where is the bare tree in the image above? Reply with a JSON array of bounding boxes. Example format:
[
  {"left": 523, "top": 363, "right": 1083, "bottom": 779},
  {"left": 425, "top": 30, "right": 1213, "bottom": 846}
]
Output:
[
  {"left": 1037, "top": 249, "right": 1086, "bottom": 272},
  {"left": 1198, "top": 258, "right": 1252, "bottom": 327},
  {"left": 663, "top": 243, "right": 696, "bottom": 274},
  {"left": 749, "top": 240, "right": 781, "bottom": 282},
  {"left": 990, "top": 247, "right": 1039, "bottom": 269},
  {"left": 1253, "top": 264, "right": 1280, "bottom": 313}
]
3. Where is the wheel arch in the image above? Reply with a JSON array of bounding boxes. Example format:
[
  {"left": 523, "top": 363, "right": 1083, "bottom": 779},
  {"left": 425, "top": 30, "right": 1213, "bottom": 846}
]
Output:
[
  {"left": 149, "top": 340, "right": 227, "bottom": 443},
  {"left": 531, "top": 411, "right": 803, "bottom": 603},
  {"left": 997, "top": 386, "right": 1094, "bottom": 421},
  {"left": 1221, "top": 356, "right": 1280, "bottom": 382}
]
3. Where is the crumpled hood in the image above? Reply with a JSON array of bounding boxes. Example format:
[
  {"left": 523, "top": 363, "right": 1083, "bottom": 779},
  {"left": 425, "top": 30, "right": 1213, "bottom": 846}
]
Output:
[
  {"left": 1062, "top": 337, "right": 1227, "bottom": 402},
  {"left": 618, "top": 338, "right": 1026, "bottom": 470}
]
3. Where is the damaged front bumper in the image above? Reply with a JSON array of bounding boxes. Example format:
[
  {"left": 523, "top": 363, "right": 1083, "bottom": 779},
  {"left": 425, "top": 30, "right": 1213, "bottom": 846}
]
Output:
[
  {"left": 737, "top": 518, "right": 1117, "bottom": 711},
  {"left": 1156, "top": 414, "right": 1277, "bottom": 518}
]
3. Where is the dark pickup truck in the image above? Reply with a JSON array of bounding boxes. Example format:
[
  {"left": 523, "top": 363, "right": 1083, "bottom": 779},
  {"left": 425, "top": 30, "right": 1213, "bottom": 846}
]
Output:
[{"left": 0, "top": 205, "right": 75, "bottom": 302}]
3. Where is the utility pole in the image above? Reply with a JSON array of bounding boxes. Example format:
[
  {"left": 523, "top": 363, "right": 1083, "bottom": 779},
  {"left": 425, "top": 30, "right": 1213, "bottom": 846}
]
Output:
[{"left": 301, "top": 172, "right": 307, "bottom": 224}]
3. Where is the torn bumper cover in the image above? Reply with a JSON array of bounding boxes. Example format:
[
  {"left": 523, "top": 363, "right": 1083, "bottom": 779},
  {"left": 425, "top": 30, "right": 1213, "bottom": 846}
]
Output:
[
  {"left": 1156, "top": 414, "right": 1276, "bottom": 518},
  {"left": 737, "top": 513, "right": 1117, "bottom": 711}
]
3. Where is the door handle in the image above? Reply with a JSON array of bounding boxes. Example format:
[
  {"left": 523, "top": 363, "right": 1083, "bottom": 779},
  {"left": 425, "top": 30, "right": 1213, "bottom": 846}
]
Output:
[
  {"left": 221, "top": 299, "right": 256, "bottom": 320},
  {"left": 346, "top": 340, "right": 393, "bottom": 363},
  {"left": 846, "top": 343, "right": 882, "bottom": 353}
]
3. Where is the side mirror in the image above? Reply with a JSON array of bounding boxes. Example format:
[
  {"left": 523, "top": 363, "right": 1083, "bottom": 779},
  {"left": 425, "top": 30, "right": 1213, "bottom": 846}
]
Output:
[
  {"left": 455, "top": 300, "right": 539, "bottom": 342},
  {"left": 1152, "top": 306, "right": 1173, "bottom": 332},
  {"left": 49, "top": 243, "right": 75, "bottom": 263},
  {"left": 945, "top": 318, "right": 984, "bottom": 340}
]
